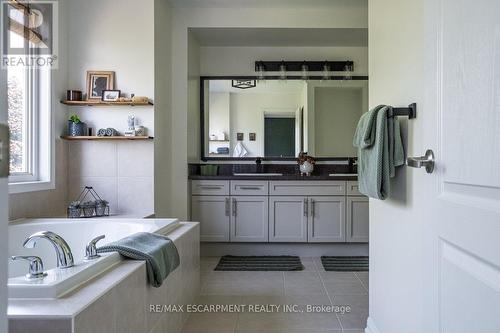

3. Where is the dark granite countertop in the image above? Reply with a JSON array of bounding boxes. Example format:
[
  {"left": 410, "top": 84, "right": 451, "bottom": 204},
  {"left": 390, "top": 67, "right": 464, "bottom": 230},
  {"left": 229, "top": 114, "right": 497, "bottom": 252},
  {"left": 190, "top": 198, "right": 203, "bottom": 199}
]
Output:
[{"left": 188, "top": 174, "right": 358, "bottom": 181}]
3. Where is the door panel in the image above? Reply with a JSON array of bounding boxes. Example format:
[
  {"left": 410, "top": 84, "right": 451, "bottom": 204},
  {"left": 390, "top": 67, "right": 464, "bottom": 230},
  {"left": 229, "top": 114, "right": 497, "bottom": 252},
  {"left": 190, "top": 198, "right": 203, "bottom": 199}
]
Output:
[
  {"left": 191, "top": 196, "right": 230, "bottom": 242},
  {"left": 230, "top": 196, "right": 269, "bottom": 242},
  {"left": 308, "top": 196, "right": 345, "bottom": 243},
  {"left": 269, "top": 196, "right": 308, "bottom": 242},
  {"left": 422, "top": 0, "right": 500, "bottom": 331},
  {"left": 346, "top": 197, "right": 369, "bottom": 243}
]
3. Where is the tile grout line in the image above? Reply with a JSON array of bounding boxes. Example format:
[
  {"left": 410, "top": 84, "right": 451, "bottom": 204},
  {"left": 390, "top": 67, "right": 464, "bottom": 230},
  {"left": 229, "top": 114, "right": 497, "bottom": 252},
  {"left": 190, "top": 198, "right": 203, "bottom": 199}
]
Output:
[
  {"left": 353, "top": 272, "right": 369, "bottom": 293},
  {"left": 316, "top": 258, "right": 346, "bottom": 333}
]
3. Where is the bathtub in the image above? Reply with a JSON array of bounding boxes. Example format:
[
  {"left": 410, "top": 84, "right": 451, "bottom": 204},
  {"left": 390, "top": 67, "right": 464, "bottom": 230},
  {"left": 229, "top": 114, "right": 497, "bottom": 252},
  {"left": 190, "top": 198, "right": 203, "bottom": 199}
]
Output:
[{"left": 8, "top": 218, "right": 179, "bottom": 299}]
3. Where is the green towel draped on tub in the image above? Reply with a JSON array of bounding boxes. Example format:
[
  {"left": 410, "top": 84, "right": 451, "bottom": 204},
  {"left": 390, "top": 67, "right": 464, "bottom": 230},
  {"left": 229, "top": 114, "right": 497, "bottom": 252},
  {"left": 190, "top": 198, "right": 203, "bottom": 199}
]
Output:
[
  {"left": 353, "top": 105, "right": 405, "bottom": 200},
  {"left": 97, "top": 232, "right": 180, "bottom": 288}
]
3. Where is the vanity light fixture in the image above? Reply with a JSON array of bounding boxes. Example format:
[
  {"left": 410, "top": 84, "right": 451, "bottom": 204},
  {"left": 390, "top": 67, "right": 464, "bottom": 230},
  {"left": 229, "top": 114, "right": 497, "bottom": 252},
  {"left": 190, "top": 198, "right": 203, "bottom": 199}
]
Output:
[
  {"left": 279, "top": 61, "right": 287, "bottom": 81},
  {"left": 232, "top": 79, "right": 257, "bottom": 89},
  {"left": 321, "top": 61, "right": 331, "bottom": 81},
  {"left": 343, "top": 63, "right": 354, "bottom": 81},
  {"left": 300, "top": 61, "right": 309, "bottom": 81},
  {"left": 256, "top": 61, "right": 266, "bottom": 82}
]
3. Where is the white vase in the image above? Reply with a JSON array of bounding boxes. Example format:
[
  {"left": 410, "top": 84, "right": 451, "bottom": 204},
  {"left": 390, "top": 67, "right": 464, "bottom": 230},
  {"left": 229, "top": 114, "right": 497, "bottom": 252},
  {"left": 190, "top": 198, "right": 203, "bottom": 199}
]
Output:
[{"left": 300, "top": 161, "right": 314, "bottom": 176}]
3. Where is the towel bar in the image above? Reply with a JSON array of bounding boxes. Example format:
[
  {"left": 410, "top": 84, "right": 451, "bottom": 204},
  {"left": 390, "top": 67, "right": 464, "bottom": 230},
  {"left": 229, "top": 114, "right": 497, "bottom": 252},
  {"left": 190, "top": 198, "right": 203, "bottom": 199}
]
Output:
[{"left": 392, "top": 103, "right": 417, "bottom": 119}]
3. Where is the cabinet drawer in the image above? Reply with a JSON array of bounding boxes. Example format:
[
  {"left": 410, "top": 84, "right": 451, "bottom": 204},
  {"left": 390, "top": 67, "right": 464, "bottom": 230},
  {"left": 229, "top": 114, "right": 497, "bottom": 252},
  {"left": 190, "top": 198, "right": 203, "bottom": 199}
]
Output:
[
  {"left": 191, "top": 180, "right": 229, "bottom": 196},
  {"left": 269, "top": 181, "right": 346, "bottom": 196},
  {"left": 230, "top": 181, "right": 269, "bottom": 196},
  {"left": 347, "top": 181, "right": 364, "bottom": 196}
]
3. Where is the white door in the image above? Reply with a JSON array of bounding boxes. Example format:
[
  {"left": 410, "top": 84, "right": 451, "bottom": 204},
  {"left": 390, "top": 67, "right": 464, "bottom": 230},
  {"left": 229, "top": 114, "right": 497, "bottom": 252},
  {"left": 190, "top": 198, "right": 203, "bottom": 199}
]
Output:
[
  {"left": 230, "top": 196, "right": 269, "bottom": 242},
  {"left": 421, "top": 0, "right": 500, "bottom": 331}
]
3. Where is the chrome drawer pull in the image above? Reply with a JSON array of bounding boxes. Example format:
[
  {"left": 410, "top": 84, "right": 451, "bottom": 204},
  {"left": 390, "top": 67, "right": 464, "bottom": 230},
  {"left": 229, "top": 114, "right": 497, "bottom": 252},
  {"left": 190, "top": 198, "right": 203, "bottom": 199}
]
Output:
[
  {"left": 199, "top": 186, "right": 222, "bottom": 190},
  {"left": 239, "top": 186, "right": 261, "bottom": 190}
]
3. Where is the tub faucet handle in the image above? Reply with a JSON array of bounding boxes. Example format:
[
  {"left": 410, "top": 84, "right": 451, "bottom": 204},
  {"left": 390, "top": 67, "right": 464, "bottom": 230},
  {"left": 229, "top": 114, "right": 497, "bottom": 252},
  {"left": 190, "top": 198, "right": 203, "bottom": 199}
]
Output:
[
  {"left": 85, "top": 235, "right": 105, "bottom": 260},
  {"left": 11, "top": 256, "right": 47, "bottom": 279}
]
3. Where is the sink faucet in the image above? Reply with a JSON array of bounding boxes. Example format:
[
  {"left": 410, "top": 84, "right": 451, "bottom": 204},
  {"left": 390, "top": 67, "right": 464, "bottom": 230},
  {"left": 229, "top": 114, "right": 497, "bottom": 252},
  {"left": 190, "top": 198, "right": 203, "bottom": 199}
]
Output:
[{"left": 23, "top": 231, "right": 74, "bottom": 269}]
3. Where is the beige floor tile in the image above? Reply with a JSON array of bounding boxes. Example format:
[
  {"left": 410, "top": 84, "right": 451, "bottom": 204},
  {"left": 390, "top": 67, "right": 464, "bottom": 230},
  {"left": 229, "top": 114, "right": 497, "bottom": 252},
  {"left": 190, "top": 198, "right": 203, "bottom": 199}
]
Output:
[
  {"left": 181, "top": 312, "right": 237, "bottom": 333},
  {"left": 332, "top": 294, "right": 368, "bottom": 330},
  {"left": 201, "top": 271, "right": 285, "bottom": 296},
  {"left": 284, "top": 271, "right": 326, "bottom": 295},
  {"left": 320, "top": 272, "right": 368, "bottom": 295}
]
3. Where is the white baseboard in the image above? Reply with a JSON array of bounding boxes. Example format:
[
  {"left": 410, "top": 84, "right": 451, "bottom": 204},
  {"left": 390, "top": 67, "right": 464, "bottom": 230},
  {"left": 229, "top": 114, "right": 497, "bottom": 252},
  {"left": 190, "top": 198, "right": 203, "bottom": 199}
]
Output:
[{"left": 365, "top": 317, "right": 382, "bottom": 333}]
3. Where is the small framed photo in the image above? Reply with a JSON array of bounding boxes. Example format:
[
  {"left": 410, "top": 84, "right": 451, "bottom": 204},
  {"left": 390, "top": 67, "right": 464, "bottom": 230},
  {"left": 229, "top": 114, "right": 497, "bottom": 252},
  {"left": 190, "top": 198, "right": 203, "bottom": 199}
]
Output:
[
  {"left": 86, "top": 71, "right": 115, "bottom": 100},
  {"left": 249, "top": 133, "right": 256, "bottom": 141},
  {"left": 237, "top": 133, "right": 244, "bottom": 141},
  {"left": 102, "top": 90, "right": 121, "bottom": 102}
]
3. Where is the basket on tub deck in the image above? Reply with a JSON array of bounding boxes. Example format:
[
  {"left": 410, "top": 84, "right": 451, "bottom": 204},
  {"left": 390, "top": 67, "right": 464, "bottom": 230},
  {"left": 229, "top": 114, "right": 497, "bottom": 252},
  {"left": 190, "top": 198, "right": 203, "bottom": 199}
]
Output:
[{"left": 68, "top": 186, "right": 109, "bottom": 218}]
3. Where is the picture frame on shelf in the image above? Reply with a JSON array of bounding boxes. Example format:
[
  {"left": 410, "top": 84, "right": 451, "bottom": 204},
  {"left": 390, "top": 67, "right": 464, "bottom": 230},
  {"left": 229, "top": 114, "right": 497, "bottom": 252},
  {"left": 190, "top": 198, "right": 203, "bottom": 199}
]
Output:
[
  {"left": 102, "top": 90, "right": 121, "bottom": 102},
  {"left": 86, "top": 71, "right": 115, "bottom": 100}
]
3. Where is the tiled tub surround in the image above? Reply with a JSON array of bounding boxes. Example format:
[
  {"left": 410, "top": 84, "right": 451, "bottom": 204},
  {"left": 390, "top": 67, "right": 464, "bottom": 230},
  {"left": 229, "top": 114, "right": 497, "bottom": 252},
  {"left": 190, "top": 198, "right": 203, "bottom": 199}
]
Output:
[
  {"left": 68, "top": 141, "right": 154, "bottom": 217},
  {"left": 8, "top": 222, "right": 200, "bottom": 333}
]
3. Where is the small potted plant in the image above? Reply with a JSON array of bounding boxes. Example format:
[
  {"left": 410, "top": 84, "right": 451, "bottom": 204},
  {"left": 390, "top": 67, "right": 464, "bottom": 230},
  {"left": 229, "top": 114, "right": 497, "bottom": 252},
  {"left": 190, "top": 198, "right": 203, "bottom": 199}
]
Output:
[
  {"left": 68, "top": 114, "right": 86, "bottom": 136},
  {"left": 298, "top": 152, "right": 316, "bottom": 176}
]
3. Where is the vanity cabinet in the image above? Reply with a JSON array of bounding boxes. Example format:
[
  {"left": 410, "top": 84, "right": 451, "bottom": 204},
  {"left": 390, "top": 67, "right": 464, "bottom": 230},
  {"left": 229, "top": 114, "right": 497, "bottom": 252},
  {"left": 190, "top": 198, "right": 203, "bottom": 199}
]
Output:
[
  {"left": 191, "top": 195, "right": 230, "bottom": 242},
  {"left": 346, "top": 196, "right": 369, "bottom": 242},
  {"left": 269, "top": 196, "right": 308, "bottom": 242},
  {"left": 308, "top": 196, "right": 346, "bottom": 242},
  {"left": 230, "top": 196, "right": 269, "bottom": 242},
  {"left": 191, "top": 179, "right": 368, "bottom": 244}
]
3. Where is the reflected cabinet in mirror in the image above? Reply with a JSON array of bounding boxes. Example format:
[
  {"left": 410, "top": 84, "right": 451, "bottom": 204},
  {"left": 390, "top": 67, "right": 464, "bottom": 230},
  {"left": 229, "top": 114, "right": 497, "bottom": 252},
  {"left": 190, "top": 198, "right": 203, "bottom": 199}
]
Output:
[{"left": 201, "top": 77, "right": 368, "bottom": 160}]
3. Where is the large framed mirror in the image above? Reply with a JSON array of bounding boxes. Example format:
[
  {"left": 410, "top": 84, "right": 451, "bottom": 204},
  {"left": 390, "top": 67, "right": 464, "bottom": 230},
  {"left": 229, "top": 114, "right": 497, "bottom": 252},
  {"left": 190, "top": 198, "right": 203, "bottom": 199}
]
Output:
[{"left": 200, "top": 76, "right": 368, "bottom": 161}]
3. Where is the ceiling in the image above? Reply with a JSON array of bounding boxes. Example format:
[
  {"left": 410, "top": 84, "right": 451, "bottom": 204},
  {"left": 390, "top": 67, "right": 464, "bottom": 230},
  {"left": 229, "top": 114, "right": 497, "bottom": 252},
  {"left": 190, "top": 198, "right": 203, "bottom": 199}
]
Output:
[
  {"left": 190, "top": 28, "right": 368, "bottom": 47},
  {"left": 170, "top": 0, "right": 363, "bottom": 8}
]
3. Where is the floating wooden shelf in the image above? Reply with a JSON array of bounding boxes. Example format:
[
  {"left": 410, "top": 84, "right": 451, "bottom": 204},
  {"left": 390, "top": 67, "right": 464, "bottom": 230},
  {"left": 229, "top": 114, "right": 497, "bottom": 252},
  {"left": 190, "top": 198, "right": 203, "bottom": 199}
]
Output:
[
  {"left": 60, "top": 100, "right": 153, "bottom": 106},
  {"left": 61, "top": 136, "right": 153, "bottom": 141}
]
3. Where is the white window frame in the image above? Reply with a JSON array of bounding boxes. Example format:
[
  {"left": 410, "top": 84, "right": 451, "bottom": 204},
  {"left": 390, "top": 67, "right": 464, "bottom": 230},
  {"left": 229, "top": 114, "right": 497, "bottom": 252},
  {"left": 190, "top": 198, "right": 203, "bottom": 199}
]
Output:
[{"left": 8, "top": 40, "right": 53, "bottom": 194}]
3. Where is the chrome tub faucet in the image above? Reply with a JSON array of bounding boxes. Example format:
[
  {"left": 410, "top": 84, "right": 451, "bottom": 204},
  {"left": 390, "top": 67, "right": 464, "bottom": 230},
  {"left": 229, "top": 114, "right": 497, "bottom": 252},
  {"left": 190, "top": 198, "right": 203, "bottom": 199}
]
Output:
[{"left": 23, "top": 231, "right": 74, "bottom": 269}]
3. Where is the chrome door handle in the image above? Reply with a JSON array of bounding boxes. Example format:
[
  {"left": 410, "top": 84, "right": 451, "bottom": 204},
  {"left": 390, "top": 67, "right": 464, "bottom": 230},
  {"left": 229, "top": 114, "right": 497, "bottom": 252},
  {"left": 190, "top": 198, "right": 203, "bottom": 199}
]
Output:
[
  {"left": 0, "top": 124, "right": 9, "bottom": 178},
  {"left": 232, "top": 198, "right": 237, "bottom": 217},
  {"left": 225, "top": 198, "right": 230, "bottom": 217},
  {"left": 407, "top": 150, "right": 435, "bottom": 174},
  {"left": 310, "top": 199, "right": 315, "bottom": 217},
  {"left": 303, "top": 198, "right": 308, "bottom": 217}
]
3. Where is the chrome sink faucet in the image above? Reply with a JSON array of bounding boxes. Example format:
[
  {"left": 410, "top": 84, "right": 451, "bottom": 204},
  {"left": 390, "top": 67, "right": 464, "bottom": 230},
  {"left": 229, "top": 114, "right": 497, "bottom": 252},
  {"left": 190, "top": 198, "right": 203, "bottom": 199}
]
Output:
[{"left": 23, "top": 231, "right": 74, "bottom": 269}]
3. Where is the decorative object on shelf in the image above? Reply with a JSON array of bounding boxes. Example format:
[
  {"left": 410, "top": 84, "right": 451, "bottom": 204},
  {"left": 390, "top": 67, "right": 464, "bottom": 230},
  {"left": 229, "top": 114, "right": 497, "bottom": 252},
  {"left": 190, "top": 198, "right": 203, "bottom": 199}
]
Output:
[
  {"left": 97, "top": 128, "right": 106, "bottom": 137},
  {"left": 231, "top": 79, "right": 256, "bottom": 89},
  {"left": 117, "top": 97, "right": 133, "bottom": 102},
  {"left": 105, "top": 128, "right": 117, "bottom": 136},
  {"left": 237, "top": 133, "right": 244, "bottom": 141},
  {"left": 124, "top": 115, "right": 136, "bottom": 136},
  {"left": 298, "top": 152, "right": 316, "bottom": 176},
  {"left": 343, "top": 62, "right": 354, "bottom": 81},
  {"left": 68, "top": 114, "right": 86, "bottom": 136},
  {"left": 102, "top": 89, "right": 121, "bottom": 102},
  {"left": 217, "top": 147, "right": 230, "bottom": 155},
  {"left": 249, "top": 133, "right": 256, "bottom": 141},
  {"left": 67, "top": 90, "right": 82, "bottom": 101},
  {"left": 86, "top": 71, "right": 115, "bottom": 100},
  {"left": 67, "top": 186, "right": 110, "bottom": 218},
  {"left": 210, "top": 134, "right": 217, "bottom": 141},
  {"left": 132, "top": 96, "right": 149, "bottom": 104},
  {"left": 134, "top": 126, "right": 146, "bottom": 136}
]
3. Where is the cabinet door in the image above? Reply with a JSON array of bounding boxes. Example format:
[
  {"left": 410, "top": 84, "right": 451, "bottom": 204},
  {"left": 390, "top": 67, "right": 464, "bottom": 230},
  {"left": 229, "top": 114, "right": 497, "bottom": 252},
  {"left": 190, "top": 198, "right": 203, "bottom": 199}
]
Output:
[
  {"left": 191, "top": 196, "right": 230, "bottom": 242},
  {"left": 230, "top": 196, "right": 268, "bottom": 242},
  {"left": 308, "top": 196, "right": 346, "bottom": 243},
  {"left": 346, "top": 197, "right": 369, "bottom": 243},
  {"left": 269, "top": 196, "right": 308, "bottom": 242}
]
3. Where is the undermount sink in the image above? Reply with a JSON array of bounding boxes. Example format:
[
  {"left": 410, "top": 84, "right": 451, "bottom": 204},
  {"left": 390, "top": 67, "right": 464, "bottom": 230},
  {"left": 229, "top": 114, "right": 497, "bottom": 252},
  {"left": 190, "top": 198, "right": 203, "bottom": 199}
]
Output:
[
  {"left": 329, "top": 173, "right": 358, "bottom": 177},
  {"left": 233, "top": 173, "right": 283, "bottom": 177}
]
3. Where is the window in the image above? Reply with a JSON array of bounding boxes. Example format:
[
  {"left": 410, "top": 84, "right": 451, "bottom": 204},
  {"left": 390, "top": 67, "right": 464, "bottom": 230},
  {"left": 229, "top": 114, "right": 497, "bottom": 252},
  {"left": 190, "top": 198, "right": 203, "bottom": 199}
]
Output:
[{"left": 7, "top": 30, "right": 52, "bottom": 192}]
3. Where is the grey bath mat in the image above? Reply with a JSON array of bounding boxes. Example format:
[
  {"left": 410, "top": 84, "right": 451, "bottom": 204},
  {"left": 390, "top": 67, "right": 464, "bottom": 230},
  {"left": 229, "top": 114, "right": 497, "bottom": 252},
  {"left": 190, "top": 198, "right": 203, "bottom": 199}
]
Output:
[
  {"left": 215, "top": 256, "right": 304, "bottom": 271},
  {"left": 321, "top": 256, "right": 369, "bottom": 271}
]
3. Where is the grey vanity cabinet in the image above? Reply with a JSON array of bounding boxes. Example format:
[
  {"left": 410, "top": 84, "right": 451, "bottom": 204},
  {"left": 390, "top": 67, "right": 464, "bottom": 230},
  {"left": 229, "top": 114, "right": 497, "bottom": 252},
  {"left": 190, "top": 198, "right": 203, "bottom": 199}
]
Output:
[
  {"left": 230, "top": 196, "right": 269, "bottom": 242},
  {"left": 346, "top": 196, "right": 369, "bottom": 242},
  {"left": 269, "top": 196, "right": 308, "bottom": 242},
  {"left": 308, "top": 196, "right": 346, "bottom": 242},
  {"left": 191, "top": 195, "right": 230, "bottom": 242}
]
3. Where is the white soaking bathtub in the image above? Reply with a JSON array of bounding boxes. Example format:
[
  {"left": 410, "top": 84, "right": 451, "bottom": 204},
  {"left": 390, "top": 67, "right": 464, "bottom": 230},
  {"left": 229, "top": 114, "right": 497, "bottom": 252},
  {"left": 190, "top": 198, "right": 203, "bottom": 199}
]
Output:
[{"left": 8, "top": 218, "right": 179, "bottom": 299}]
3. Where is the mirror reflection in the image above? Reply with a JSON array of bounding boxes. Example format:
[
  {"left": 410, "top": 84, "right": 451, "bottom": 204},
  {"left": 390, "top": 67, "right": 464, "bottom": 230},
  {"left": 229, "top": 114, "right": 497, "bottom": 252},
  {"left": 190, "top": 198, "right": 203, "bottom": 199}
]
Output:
[{"left": 203, "top": 79, "right": 368, "bottom": 159}]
